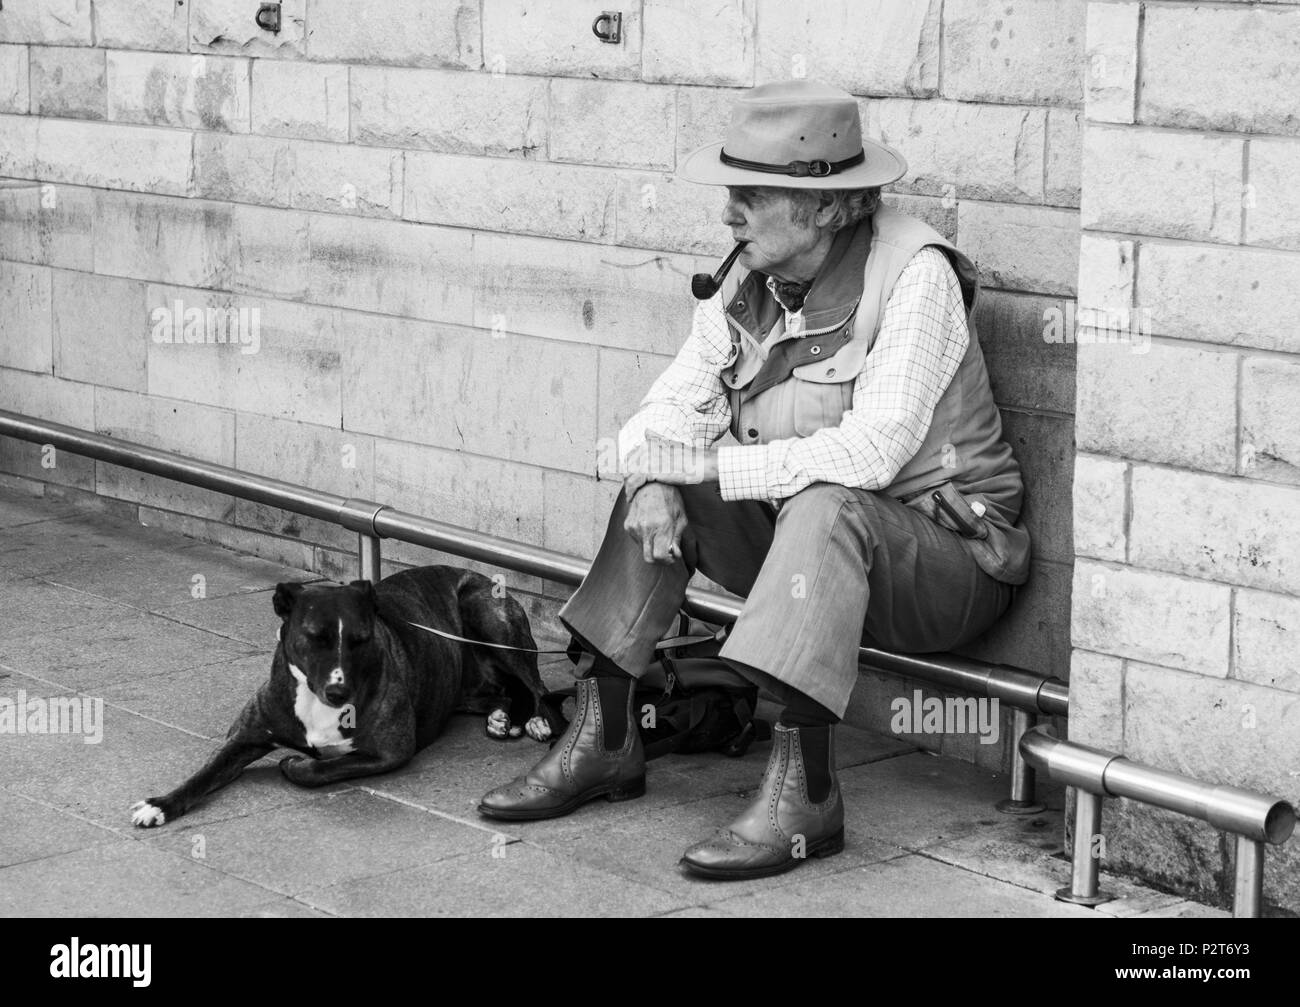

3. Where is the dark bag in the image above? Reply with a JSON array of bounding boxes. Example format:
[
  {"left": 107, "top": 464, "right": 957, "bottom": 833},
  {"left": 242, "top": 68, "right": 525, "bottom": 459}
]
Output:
[
  {"left": 560, "top": 617, "right": 770, "bottom": 761},
  {"left": 635, "top": 655, "right": 770, "bottom": 760}
]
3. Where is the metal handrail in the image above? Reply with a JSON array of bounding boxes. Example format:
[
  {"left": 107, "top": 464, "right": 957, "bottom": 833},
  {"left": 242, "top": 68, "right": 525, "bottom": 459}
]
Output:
[
  {"left": 1020, "top": 727, "right": 1296, "bottom": 918},
  {"left": 0, "top": 407, "right": 1063, "bottom": 811},
  {"left": 7, "top": 409, "right": 1294, "bottom": 913}
]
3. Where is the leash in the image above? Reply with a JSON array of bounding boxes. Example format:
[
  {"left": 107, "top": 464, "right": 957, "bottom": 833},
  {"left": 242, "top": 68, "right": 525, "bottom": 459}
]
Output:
[
  {"left": 403, "top": 620, "right": 572, "bottom": 655},
  {"left": 401, "top": 617, "right": 723, "bottom": 656}
]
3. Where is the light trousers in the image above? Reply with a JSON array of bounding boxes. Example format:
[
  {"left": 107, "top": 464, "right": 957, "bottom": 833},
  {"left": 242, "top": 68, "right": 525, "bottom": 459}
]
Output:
[{"left": 559, "top": 482, "right": 1014, "bottom": 718}]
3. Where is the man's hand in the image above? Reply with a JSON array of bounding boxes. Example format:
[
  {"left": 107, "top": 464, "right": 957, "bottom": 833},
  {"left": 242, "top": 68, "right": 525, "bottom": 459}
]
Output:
[{"left": 623, "top": 482, "right": 688, "bottom": 565}]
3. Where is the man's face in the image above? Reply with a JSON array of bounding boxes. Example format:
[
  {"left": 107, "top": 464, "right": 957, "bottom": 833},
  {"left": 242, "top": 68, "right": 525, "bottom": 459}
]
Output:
[{"left": 721, "top": 186, "right": 820, "bottom": 280}]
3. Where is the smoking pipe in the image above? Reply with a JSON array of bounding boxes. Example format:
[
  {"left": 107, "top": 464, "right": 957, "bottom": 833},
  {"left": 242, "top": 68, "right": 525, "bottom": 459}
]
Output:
[{"left": 691, "top": 241, "right": 748, "bottom": 300}]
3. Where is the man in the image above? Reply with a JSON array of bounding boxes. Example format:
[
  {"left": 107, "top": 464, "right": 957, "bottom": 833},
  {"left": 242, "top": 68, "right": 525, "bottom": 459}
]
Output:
[{"left": 478, "top": 79, "right": 1031, "bottom": 880}]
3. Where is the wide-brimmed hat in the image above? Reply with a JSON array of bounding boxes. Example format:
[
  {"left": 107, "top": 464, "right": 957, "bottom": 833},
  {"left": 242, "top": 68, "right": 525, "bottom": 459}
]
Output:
[{"left": 679, "top": 79, "right": 906, "bottom": 190}]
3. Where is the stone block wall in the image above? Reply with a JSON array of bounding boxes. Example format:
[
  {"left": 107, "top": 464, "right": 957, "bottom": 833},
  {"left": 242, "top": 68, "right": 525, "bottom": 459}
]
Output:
[{"left": 4, "top": 5, "right": 1073, "bottom": 793}]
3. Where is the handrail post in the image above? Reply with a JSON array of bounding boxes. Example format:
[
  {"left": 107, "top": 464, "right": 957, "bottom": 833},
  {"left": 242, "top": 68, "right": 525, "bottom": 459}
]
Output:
[
  {"left": 997, "top": 706, "right": 1045, "bottom": 815},
  {"left": 1233, "top": 835, "right": 1264, "bottom": 919},
  {"left": 1056, "top": 787, "right": 1113, "bottom": 906},
  {"left": 358, "top": 533, "right": 381, "bottom": 584},
  {"left": 338, "top": 498, "right": 386, "bottom": 584}
]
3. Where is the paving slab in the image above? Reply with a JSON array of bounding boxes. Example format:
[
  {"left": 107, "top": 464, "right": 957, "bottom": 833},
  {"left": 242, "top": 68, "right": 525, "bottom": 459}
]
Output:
[
  {"left": 0, "top": 510, "right": 180, "bottom": 578},
  {"left": 0, "top": 488, "right": 89, "bottom": 529},
  {"left": 0, "top": 791, "right": 117, "bottom": 868},
  {"left": 0, "top": 671, "right": 341, "bottom": 832},
  {"left": 38, "top": 542, "right": 311, "bottom": 615},
  {"left": 839, "top": 751, "right": 1018, "bottom": 850},
  {"left": 398, "top": 716, "right": 916, "bottom": 849},
  {"left": 1092, "top": 885, "right": 1193, "bottom": 918},
  {"left": 143, "top": 789, "right": 492, "bottom": 899},
  {"left": 656, "top": 905, "right": 743, "bottom": 917},
  {"left": 917, "top": 813, "right": 1073, "bottom": 895},
  {"left": 35, "top": 547, "right": 250, "bottom": 613},
  {"left": 356, "top": 709, "right": 592, "bottom": 821},
  {"left": 0, "top": 575, "right": 139, "bottom": 643},
  {"left": 705, "top": 853, "right": 1104, "bottom": 918},
  {"left": 99, "top": 652, "right": 275, "bottom": 740},
  {"left": 919, "top": 814, "right": 1219, "bottom": 920},
  {"left": 0, "top": 609, "right": 261, "bottom": 690},
  {"left": 0, "top": 836, "right": 283, "bottom": 917},
  {"left": 149, "top": 588, "right": 283, "bottom": 648},
  {"left": 546, "top": 787, "right": 908, "bottom": 905},
  {"left": 298, "top": 841, "right": 691, "bottom": 918},
  {"left": 1126, "top": 899, "right": 1230, "bottom": 919},
  {"left": 0, "top": 567, "right": 38, "bottom": 594},
  {"left": 367, "top": 717, "right": 782, "bottom": 844},
  {"left": 237, "top": 897, "right": 337, "bottom": 918},
  {"left": 1, "top": 499, "right": 315, "bottom": 605}
]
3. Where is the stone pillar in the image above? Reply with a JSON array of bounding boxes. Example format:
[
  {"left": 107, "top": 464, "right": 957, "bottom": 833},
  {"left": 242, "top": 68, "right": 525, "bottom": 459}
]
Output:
[{"left": 1072, "top": 0, "right": 1300, "bottom": 913}]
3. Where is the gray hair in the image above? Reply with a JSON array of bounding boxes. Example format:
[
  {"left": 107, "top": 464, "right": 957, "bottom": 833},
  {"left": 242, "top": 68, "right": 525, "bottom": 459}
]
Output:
[{"left": 787, "top": 187, "right": 882, "bottom": 231}]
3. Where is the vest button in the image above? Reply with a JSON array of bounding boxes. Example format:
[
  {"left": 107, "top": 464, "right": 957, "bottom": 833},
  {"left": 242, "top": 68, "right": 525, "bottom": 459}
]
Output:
[
  {"left": 809, "top": 345, "right": 822, "bottom": 355},
  {"left": 746, "top": 428, "right": 759, "bottom": 440}
]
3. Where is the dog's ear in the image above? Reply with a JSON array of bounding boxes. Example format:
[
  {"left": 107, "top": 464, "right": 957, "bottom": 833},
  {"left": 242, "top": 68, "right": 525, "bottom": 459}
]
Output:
[
  {"left": 348, "top": 579, "right": 378, "bottom": 612},
  {"left": 273, "top": 582, "right": 306, "bottom": 619}
]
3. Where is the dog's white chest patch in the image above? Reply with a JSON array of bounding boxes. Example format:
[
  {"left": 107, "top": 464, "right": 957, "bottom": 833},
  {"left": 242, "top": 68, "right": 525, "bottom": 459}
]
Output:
[{"left": 288, "top": 663, "right": 354, "bottom": 756}]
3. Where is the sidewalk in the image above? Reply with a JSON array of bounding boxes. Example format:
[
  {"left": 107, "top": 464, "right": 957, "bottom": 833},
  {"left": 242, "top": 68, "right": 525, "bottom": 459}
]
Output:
[{"left": 0, "top": 479, "right": 1226, "bottom": 918}]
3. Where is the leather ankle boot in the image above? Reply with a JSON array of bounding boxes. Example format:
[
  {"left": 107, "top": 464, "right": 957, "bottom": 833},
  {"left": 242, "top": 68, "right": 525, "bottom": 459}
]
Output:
[
  {"left": 679, "top": 723, "right": 843, "bottom": 879},
  {"left": 477, "top": 676, "right": 645, "bottom": 821}
]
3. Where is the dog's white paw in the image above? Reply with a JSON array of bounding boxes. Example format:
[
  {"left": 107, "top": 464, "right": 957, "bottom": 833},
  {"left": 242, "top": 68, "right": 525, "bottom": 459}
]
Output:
[
  {"left": 525, "top": 715, "right": 552, "bottom": 742},
  {"left": 486, "top": 708, "right": 511, "bottom": 740},
  {"left": 131, "top": 800, "right": 166, "bottom": 828}
]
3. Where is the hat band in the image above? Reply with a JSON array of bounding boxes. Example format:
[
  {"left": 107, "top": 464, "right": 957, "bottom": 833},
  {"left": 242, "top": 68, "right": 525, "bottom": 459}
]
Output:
[{"left": 718, "top": 148, "right": 866, "bottom": 179}]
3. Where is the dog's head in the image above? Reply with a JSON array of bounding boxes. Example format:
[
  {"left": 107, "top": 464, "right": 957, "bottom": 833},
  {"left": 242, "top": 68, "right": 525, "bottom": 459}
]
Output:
[{"left": 273, "top": 580, "right": 380, "bottom": 708}]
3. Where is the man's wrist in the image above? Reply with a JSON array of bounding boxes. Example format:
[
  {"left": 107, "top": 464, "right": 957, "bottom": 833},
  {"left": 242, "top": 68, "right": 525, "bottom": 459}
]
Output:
[
  {"left": 624, "top": 477, "right": 649, "bottom": 503},
  {"left": 625, "top": 478, "right": 670, "bottom": 502}
]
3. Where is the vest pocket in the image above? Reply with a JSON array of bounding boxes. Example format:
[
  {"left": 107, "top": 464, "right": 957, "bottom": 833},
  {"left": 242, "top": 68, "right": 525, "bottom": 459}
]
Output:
[
  {"left": 933, "top": 481, "right": 991, "bottom": 540},
  {"left": 903, "top": 481, "right": 990, "bottom": 540},
  {"left": 901, "top": 481, "right": 1031, "bottom": 584},
  {"left": 791, "top": 377, "right": 854, "bottom": 437}
]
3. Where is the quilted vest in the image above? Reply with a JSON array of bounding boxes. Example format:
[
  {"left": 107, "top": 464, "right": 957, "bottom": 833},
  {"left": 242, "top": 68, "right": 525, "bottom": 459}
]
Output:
[{"left": 718, "top": 205, "right": 1030, "bottom": 584}]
